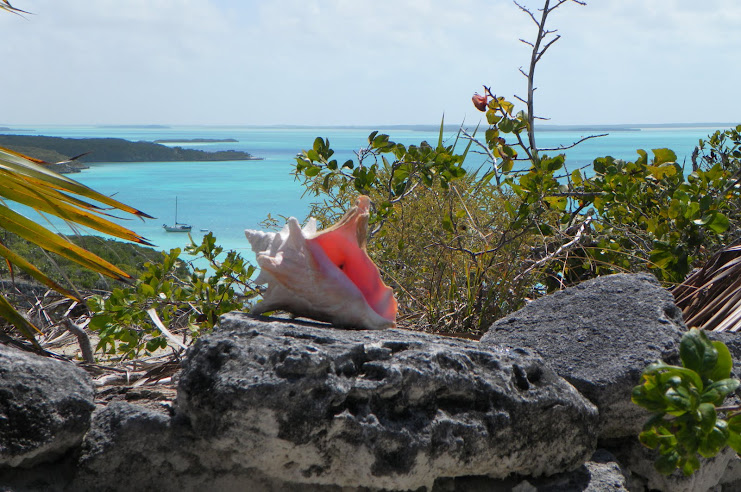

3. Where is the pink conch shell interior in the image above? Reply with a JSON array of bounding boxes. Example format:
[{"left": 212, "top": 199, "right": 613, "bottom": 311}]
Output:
[{"left": 307, "top": 195, "right": 397, "bottom": 322}]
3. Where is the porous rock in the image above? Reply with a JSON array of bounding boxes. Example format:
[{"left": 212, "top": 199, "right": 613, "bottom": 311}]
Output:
[
  {"left": 176, "top": 312, "right": 599, "bottom": 491},
  {"left": 481, "top": 273, "right": 685, "bottom": 439},
  {"left": 0, "top": 343, "right": 94, "bottom": 468},
  {"left": 432, "top": 448, "right": 629, "bottom": 491},
  {"left": 71, "top": 401, "right": 391, "bottom": 492},
  {"left": 70, "top": 401, "right": 272, "bottom": 492}
]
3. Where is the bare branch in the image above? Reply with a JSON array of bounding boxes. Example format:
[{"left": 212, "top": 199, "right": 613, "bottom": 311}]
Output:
[
  {"left": 539, "top": 133, "right": 608, "bottom": 151},
  {"left": 535, "top": 34, "right": 561, "bottom": 63},
  {"left": 546, "top": 0, "right": 570, "bottom": 12},
  {"left": 513, "top": 0, "right": 539, "bottom": 25},
  {"left": 62, "top": 319, "right": 94, "bottom": 363},
  {"left": 514, "top": 215, "right": 593, "bottom": 282},
  {"left": 459, "top": 129, "right": 502, "bottom": 188}
]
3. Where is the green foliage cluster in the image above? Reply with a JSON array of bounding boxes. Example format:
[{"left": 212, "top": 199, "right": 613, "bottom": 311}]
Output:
[
  {"left": 293, "top": 115, "right": 741, "bottom": 332},
  {"left": 633, "top": 328, "right": 741, "bottom": 476},
  {"left": 295, "top": 124, "right": 535, "bottom": 332},
  {"left": 552, "top": 136, "right": 739, "bottom": 285},
  {"left": 88, "top": 233, "right": 257, "bottom": 358}
]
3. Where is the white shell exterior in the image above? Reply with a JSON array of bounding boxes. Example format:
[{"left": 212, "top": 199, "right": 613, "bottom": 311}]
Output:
[{"left": 245, "top": 206, "right": 396, "bottom": 330}]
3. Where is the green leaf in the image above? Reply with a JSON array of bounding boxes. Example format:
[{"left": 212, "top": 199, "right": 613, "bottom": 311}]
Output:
[
  {"left": 647, "top": 164, "right": 678, "bottom": 180},
  {"left": 544, "top": 196, "right": 567, "bottom": 211},
  {"left": 680, "top": 328, "right": 718, "bottom": 377},
  {"left": 485, "top": 128, "right": 500, "bottom": 145},
  {"left": 499, "top": 118, "right": 514, "bottom": 133},
  {"left": 304, "top": 165, "right": 321, "bottom": 177},
  {"left": 694, "top": 212, "right": 730, "bottom": 234},
  {"left": 655, "top": 450, "right": 680, "bottom": 475},
  {"left": 437, "top": 115, "right": 445, "bottom": 148},
  {"left": 681, "top": 455, "right": 701, "bottom": 476},
  {"left": 727, "top": 430, "right": 741, "bottom": 453},
  {"left": 702, "top": 378, "right": 740, "bottom": 405},
  {"left": 543, "top": 154, "right": 565, "bottom": 172},
  {"left": 652, "top": 148, "right": 677, "bottom": 165},
  {"left": 699, "top": 422, "right": 728, "bottom": 458},
  {"left": 728, "top": 415, "right": 741, "bottom": 434},
  {"left": 697, "top": 402, "right": 717, "bottom": 433},
  {"left": 709, "top": 341, "right": 733, "bottom": 381},
  {"left": 442, "top": 214, "right": 454, "bottom": 232},
  {"left": 313, "top": 137, "right": 326, "bottom": 153},
  {"left": 486, "top": 111, "right": 502, "bottom": 126},
  {"left": 650, "top": 248, "right": 676, "bottom": 269},
  {"left": 636, "top": 149, "right": 648, "bottom": 165}
]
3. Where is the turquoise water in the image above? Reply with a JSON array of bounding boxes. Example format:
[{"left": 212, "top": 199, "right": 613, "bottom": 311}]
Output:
[{"left": 6, "top": 124, "right": 726, "bottom": 257}]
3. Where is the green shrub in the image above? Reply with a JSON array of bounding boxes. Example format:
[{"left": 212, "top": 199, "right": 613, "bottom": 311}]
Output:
[{"left": 633, "top": 328, "right": 741, "bottom": 476}]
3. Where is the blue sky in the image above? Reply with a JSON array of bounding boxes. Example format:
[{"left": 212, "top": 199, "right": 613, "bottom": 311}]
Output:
[{"left": 2, "top": 0, "right": 740, "bottom": 126}]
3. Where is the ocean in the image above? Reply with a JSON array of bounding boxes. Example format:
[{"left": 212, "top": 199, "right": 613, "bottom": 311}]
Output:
[{"left": 6, "top": 124, "right": 729, "bottom": 261}]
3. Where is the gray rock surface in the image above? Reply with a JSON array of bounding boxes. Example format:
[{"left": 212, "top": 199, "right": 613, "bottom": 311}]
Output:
[
  {"left": 176, "top": 313, "right": 599, "bottom": 491},
  {"left": 481, "top": 273, "right": 685, "bottom": 439},
  {"left": 0, "top": 343, "right": 94, "bottom": 468},
  {"left": 70, "top": 401, "right": 297, "bottom": 492},
  {"left": 432, "top": 448, "right": 629, "bottom": 491}
]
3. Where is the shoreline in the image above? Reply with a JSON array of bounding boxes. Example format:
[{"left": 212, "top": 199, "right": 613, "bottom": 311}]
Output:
[{"left": 154, "top": 138, "right": 238, "bottom": 144}]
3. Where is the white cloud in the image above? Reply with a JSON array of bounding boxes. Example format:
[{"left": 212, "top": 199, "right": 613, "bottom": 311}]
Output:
[{"left": 0, "top": 0, "right": 739, "bottom": 125}]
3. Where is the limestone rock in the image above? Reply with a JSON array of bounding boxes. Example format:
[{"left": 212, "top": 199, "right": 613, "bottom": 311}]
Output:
[
  {"left": 0, "top": 343, "right": 94, "bottom": 468},
  {"left": 481, "top": 273, "right": 685, "bottom": 439},
  {"left": 176, "top": 313, "right": 599, "bottom": 491},
  {"left": 71, "top": 401, "right": 254, "bottom": 492},
  {"left": 432, "top": 449, "right": 629, "bottom": 491}
]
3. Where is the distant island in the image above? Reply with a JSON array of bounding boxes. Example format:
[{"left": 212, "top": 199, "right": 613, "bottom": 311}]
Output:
[
  {"left": 97, "top": 124, "right": 171, "bottom": 129},
  {"left": 0, "top": 126, "right": 30, "bottom": 132},
  {"left": 154, "top": 138, "right": 238, "bottom": 144},
  {"left": 0, "top": 134, "right": 263, "bottom": 173}
]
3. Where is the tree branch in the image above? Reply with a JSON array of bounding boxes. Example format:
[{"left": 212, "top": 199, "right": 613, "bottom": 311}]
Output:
[
  {"left": 514, "top": 215, "right": 592, "bottom": 282},
  {"left": 539, "top": 133, "right": 608, "bottom": 151}
]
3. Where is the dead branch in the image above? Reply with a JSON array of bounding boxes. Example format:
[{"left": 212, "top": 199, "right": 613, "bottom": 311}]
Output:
[{"left": 62, "top": 318, "right": 94, "bottom": 363}]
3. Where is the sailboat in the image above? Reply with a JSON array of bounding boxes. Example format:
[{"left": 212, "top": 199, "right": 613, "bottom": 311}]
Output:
[{"left": 163, "top": 196, "right": 192, "bottom": 232}]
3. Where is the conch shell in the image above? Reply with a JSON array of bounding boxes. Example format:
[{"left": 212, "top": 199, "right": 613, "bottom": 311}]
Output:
[{"left": 245, "top": 196, "right": 397, "bottom": 330}]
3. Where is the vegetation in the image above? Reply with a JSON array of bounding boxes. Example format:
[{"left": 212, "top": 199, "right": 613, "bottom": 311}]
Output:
[
  {"left": 0, "top": 145, "right": 151, "bottom": 347},
  {"left": 87, "top": 233, "right": 258, "bottom": 359},
  {"left": 633, "top": 329, "right": 741, "bottom": 476},
  {"left": 0, "top": 233, "right": 181, "bottom": 290},
  {"left": 0, "top": 134, "right": 258, "bottom": 165},
  {"left": 293, "top": 1, "right": 741, "bottom": 335}
]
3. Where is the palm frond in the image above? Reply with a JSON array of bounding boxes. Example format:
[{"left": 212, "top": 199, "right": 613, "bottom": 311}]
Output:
[
  {"left": 0, "top": 146, "right": 151, "bottom": 346},
  {"left": 0, "top": 0, "right": 28, "bottom": 15},
  {"left": 673, "top": 241, "right": 741, "bottom": 332}
]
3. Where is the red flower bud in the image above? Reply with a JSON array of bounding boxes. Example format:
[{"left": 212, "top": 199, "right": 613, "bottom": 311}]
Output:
[{"left": 472, "top": 93, "right": 487, "bottom": 112}]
